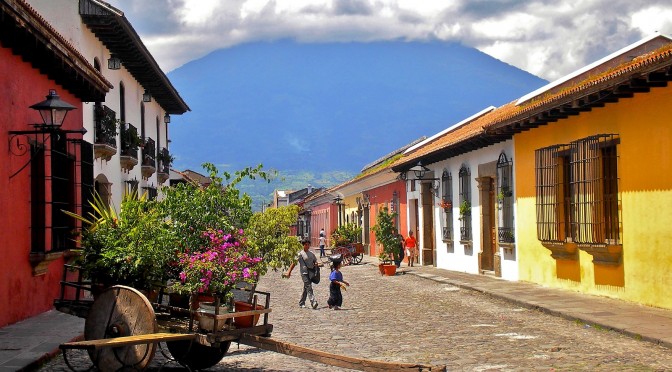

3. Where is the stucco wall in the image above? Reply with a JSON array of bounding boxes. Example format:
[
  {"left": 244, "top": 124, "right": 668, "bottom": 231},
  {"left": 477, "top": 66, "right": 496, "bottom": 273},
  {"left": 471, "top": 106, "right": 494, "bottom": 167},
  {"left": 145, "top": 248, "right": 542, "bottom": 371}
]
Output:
[
  {"left": 427, "top": 141, "right": 519, "bottom": 280},
  {"left": 514, "top": 85, "right": 672, "bottom": 309},
  {"left": 0, "top": 47, "right": 81, "bottom": 326}
]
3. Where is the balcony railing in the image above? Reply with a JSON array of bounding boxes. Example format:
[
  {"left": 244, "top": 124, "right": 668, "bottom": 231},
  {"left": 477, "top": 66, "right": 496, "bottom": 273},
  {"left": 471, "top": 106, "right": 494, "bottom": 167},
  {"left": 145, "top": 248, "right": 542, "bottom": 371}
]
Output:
[
  {"left": 120, "top": 123, "right": 140, "bottom": 158},
  {"left": 94, "top": 105, "right": 117, "bottom": 147},
  {"left": 142, "top": 138, "right": 156, "bottom": 167},
  {"left": 157, "top": 147, "right": 172, "bottom": 183}
]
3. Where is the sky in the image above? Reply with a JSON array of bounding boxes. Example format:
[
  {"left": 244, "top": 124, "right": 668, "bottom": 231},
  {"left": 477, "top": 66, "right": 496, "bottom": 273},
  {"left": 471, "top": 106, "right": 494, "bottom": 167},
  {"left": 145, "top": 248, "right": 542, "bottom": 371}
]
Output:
[{"left": 104, "top": 0, "right": 672, "bottom": 81}]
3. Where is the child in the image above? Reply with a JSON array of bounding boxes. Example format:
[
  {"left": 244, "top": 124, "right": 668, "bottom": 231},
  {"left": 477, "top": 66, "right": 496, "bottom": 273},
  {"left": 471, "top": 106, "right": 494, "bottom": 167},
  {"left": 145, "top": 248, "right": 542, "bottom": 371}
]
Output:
[{"left": 327, "top": 259, "right": 349, "bottom": 310}]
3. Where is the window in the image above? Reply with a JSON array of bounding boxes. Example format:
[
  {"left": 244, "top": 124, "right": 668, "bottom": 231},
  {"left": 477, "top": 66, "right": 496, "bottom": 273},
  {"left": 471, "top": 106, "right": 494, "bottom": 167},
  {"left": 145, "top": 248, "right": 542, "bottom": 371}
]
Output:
[
  {"left": 535, "top": 134, "right": 620, "bottom": 245},
  {"left": 458, "top": 165, "right": 471, "bottom": 241},
  {"left": 31, "top": 137, "right": 93, "bottom": 253},
  {"left": 440, "top": 169, "right": 453, "bottom": 242},
  {"left": 496, "top": 153, "right": 515, "bottom": 243}
]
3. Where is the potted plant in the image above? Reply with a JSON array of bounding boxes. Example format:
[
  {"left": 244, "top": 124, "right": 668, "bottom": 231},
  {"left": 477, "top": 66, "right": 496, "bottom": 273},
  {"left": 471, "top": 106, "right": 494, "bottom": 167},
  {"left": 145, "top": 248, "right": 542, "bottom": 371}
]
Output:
[
  {"left": 438, "top": 199, "right": 453, "bottom": 210},
  {"left": 331, "top": 222, "right": 362, "bottom": 247},
  {"left": 372, "top": 207, "right": 401, "bottom": 276},
  {"left": 170, "top": 229, "right": 263, "bottom": 317},
  {"left": 64, "top": 190, "right": 177, "bottom": 295},
  {"left": 459, "top": 200, "right": 471, "bottom": 220}
]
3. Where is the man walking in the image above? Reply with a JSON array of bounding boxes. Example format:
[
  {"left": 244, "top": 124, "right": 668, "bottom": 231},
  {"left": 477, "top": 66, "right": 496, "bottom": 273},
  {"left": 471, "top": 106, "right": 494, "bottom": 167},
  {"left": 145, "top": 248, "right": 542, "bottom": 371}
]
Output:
[{"left": 285, "top": 239, "right": 321, "bottom": 309}]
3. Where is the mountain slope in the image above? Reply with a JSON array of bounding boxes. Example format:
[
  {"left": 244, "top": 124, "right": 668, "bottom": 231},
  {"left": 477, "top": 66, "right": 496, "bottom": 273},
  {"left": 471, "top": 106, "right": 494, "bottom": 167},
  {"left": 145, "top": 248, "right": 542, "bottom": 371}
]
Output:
[{"left": 167, "top": 40, "right": 547, "bottom": 175}]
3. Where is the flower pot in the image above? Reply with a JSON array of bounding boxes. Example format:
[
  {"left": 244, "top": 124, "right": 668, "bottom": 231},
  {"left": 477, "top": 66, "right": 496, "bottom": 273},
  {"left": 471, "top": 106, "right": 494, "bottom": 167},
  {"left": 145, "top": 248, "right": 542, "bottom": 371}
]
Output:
[
  {"left": 233, "top": 301, "right": 265, "bottom": 329},
  {"left": 197, "top": 302, "right": 230, "bottom": 331},
  {"left": 382, "top": 264, "right": 397, "bottom": 276}
]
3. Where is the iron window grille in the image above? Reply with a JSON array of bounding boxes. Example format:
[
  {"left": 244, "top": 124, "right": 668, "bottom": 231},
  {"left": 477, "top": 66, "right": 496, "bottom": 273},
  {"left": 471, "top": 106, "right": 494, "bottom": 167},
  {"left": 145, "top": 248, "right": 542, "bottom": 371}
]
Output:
[
  {"left": 94, "top": 104, "right": 117, "bottom": 147},
  {"left": 496, "top": 152, "right": 515, "bottom": 243},
  {"left": 535, "top": 134, "right": 620, "bottom": 245},
  {"left": 459, "top": 165, "right": 471, "bottom": 241},
  {"left": 441, "top": 169, "right": 453, "bottom": 241},
  {"left": 142, "top": 186, "right": 158, "bottom": 200},
  {"left": 142, "top": 137, "right": 156, "bottom": 167},
  {"left": 120, "top": 123, "right": 140, "bottom": 158},
  {"left": 32, "top": 137, "right": 93, "bottom": 253}
]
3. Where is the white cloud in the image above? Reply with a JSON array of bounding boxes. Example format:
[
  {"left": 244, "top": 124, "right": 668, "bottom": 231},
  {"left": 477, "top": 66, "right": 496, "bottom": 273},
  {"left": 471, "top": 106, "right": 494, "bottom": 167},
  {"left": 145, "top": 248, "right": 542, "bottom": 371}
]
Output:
[{"left": 107, "top": 0, "right": 672, "bottom": 80}]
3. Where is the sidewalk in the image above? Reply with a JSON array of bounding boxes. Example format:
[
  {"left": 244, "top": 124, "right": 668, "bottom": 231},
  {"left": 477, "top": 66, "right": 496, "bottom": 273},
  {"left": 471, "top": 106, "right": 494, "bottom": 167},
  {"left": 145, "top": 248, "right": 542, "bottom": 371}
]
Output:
[
  {"left": 0, "top": 310, "right": 83, "bottom": 371},
  {"left": 2, "top": 263, "right": 672, "bottom": 371},
  {"left": 399, "top": 263, "right": 672, "bottom": 348}
]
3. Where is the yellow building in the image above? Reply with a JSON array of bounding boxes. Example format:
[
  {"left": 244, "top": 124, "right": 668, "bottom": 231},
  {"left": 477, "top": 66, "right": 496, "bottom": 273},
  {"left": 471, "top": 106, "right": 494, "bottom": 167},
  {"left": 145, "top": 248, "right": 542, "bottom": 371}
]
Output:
[{"left": 486, "top": 35, "right": 672, "bottom": 309}]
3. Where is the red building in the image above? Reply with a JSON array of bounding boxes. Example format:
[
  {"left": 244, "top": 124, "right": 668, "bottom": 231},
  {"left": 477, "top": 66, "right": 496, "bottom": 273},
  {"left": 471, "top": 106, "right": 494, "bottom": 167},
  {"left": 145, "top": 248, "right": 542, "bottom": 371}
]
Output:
[{"left": 0, "top": 0, "right": 110, "bottom": 327}]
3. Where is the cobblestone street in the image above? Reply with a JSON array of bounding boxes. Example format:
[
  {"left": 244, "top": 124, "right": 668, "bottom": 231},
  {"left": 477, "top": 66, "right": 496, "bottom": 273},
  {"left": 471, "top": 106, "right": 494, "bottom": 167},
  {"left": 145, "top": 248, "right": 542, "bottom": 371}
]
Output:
[{"left": 41, "top": 259, "right": 672, "bottom": 371}]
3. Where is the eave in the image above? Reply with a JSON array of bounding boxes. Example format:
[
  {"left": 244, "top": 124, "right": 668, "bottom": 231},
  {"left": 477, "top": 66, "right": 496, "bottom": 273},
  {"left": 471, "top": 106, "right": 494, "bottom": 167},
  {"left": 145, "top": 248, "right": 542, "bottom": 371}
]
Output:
[
  {"left": 79, "top": 0, "right": 190, "bottom": 114},
  {"left": 0, "top": 0, "right": 111, "bottom": 101}
]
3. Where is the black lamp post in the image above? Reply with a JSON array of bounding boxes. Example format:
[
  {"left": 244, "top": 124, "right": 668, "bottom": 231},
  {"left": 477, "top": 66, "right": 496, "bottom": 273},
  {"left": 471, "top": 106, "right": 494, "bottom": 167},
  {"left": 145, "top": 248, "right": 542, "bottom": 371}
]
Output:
[
  {"left": 108, "top": 55, "right": 121, "bottom": 70},
  {"left": 29, "top": 90, "right": 76, "bottom": 128},
  {"left": 410, "top": 161, "right": 430, "bottom": 179}
]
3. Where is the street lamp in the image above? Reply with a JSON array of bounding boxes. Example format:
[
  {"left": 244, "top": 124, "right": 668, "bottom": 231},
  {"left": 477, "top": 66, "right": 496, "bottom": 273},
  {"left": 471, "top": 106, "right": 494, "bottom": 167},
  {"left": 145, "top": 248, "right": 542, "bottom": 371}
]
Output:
[
  {"left": 108, "top": 55, "right": 121, "bottom": 70},
  {"left": 142, "top": 90, "right": 152, "bottom": 102},
  {"left": 163, "top": 113, "right": 171, "bottom": 124},
  {"left": 29, "top": 90, "right": 76, "bottom": 128},
  {"left": 409, "top": 161, "right": 430, "bottom": 179}
]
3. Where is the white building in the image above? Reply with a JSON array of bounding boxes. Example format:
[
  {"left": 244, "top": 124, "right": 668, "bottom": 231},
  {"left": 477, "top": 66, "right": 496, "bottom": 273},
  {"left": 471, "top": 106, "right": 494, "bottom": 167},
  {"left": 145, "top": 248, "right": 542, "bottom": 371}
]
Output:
[
  {"left": 395, "top": 107, "right": 519, "bottom": 281},
  {"left": 28, "top": 0, "right": 189, "bottom": 207}
]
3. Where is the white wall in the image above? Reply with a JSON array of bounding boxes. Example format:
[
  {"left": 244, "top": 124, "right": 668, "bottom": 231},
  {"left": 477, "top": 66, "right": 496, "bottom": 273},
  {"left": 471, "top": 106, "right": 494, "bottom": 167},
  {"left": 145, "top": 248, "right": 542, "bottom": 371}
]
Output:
[
  {"left": 29, "top": 0, "right": 172, "bottom": 209},
  {"left": 426, "top": 140, "right": 519, "bottom": 281}
]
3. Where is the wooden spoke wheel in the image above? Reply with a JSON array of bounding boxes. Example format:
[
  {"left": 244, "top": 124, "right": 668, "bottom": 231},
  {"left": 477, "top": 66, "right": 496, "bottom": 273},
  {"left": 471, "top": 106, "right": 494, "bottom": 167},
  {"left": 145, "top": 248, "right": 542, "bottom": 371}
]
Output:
[
  {"left": 352, "top": 253, "right": 363, "bottom": 264},
  {"left": 84, "top": 285, "right": 158, "bottom": 371},
  {"left": 166, "top": 339, "right": 231, "bottom": 370}
]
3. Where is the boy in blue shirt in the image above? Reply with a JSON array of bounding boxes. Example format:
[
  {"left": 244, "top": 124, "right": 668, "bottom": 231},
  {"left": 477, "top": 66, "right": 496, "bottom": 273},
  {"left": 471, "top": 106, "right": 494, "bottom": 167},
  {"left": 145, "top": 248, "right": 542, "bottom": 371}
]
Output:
[{"left": 327, "top": 258, "right": 350, "bottom": 310}]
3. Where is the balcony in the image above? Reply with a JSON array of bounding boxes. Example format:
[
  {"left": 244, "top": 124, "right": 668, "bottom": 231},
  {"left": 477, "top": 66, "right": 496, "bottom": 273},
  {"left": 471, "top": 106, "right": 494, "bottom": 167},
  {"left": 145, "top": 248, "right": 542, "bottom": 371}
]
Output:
[
  {"left": 119, "top": 123, "right": 140, "bottom": 172},
  {"left": 157, "top": 147, "right": 172, "bottom": 184},
  {"left": 141, "top": 137, "right": 156, "bottom": 179},
  {"left": 93, "top": 105, "right": 118, "bottom": 161}
]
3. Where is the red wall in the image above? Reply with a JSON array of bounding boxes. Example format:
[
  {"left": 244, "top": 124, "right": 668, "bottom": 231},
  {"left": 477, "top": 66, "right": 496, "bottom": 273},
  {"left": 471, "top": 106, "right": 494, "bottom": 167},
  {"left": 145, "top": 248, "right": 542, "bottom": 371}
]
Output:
[
  {"left": 365, "top": 180, "right": 407, "bottom": 258},
  {"left": 309, "top": 202, "right": 337, "bottom": 247},
  {"left": 0, "top": 47, "right": 83, "bottom": 327}
]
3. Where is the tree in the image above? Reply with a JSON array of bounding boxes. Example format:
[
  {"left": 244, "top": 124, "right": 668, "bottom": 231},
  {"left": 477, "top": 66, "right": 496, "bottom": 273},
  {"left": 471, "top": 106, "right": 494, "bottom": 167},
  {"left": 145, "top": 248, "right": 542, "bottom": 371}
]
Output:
[
  {"left": 372, "top": 206, "right": 402, "bottom": 263},
  {"left": 245, "top": 205, "right": 302, "bottom": 301}
]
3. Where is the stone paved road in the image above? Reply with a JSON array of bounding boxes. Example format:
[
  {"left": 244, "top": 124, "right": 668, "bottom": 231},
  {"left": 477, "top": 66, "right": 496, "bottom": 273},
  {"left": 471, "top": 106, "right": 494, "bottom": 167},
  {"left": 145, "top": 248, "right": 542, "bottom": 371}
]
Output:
[{"left": 41, "top": 260, "right": 672, "bottom": 371}]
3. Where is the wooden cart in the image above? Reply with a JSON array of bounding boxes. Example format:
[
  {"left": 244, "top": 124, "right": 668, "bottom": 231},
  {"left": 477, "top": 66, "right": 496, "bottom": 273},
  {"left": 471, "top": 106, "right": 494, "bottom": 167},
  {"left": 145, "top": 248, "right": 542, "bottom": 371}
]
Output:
[
  {"left": 54, "top": 264, "right": 445, "bottom": 372},
  {"left": 54, "top": 265, "right": 273, "bottom": 371}
]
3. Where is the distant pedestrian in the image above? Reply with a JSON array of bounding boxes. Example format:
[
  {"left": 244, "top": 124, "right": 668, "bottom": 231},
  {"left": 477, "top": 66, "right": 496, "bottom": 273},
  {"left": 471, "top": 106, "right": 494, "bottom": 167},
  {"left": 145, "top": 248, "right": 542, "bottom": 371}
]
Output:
[
  {"left": 319, "top": 228, "right": 326, "bottom": 257},
  {"left": 405, "top": 230, "right": 417, "bottom": 267},
  {"left": 327, "top": 258, "right": 349, "bottom": 310},
  {"left": 395, "top": 233, "right": 405, "bottom": 268},
  {"left": 284, "top": 239, "right": 321, "bottom": 309}
]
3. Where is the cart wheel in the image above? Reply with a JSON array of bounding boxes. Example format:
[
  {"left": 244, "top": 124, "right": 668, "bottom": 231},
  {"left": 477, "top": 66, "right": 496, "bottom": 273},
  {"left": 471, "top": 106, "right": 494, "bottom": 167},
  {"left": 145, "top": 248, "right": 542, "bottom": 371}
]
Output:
[
  {"left": 166, "top": 339, "right": 231, "bottom": 370},
  {"left": 352, "top": 253, "right": 363, "bottom": 264},
  {"left": 85, "top": 285, "right": 157, "bottom": 371}
]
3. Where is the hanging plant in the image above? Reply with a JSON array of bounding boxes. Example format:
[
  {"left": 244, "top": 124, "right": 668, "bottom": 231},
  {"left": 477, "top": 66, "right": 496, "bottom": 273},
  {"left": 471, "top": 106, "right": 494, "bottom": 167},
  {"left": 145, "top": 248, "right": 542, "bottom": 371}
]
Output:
[{"left": 459, "top": 200, "right": 471, "bottom": 219}]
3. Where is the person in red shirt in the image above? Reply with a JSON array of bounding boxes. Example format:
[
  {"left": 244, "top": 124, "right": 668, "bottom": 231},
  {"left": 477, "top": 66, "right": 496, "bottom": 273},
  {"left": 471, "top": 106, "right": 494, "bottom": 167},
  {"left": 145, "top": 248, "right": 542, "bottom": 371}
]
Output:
[{"left": 404, "top": 230, "right": 418, "bottom": 267}]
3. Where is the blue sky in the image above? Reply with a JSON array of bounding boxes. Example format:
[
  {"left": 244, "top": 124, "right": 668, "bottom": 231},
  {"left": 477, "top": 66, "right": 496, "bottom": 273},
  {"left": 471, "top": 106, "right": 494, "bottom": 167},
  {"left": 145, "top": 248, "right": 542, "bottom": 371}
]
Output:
[{"left": 104, "top": 0, "right": 672, "bottom": 81}]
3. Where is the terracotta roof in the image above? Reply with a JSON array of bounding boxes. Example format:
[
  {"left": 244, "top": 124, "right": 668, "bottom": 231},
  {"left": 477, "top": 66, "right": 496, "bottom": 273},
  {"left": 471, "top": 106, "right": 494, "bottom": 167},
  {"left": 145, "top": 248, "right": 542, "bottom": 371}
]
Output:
[
  {"left": 392, "top": 41, "right": 672, "bottom": 172},
  {"left": 1, "top": 0, "right": 112, "bottom": 101}
]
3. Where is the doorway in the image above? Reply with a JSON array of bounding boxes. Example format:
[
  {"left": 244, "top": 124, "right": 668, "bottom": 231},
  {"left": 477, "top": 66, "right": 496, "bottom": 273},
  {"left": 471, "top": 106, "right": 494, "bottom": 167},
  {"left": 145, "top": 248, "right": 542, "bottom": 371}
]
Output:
[
  {"left": 478, "top": 177, "right": 496, "bottom": 272},
  {"left": 421, "top": 182, "right": 435, "bottom": 266}
]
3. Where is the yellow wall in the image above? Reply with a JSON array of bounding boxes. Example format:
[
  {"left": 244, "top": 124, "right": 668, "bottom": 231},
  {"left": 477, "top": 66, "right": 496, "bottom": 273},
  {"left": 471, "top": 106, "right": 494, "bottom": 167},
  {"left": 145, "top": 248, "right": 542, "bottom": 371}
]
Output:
[{"left": 515, "top": 85, "right": 672, "bottom": 309}]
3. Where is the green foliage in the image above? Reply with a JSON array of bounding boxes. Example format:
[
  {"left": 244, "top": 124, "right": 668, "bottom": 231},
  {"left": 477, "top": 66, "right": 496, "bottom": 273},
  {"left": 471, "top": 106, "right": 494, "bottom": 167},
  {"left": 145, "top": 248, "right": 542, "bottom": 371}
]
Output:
[
  {"left": 459, "top": 200, "right": 471, "bottom": 219},
  {"left": 246, "top": 205, "right": 303, "bottom": 275},
  {"left": 331, "top": 223, "right": 362, "bottom": 246},
  {"left": 158, "top": 163, "right": 272, "bottom": 254},
  {"left": 66, "top": 163, "right": 274, "bottom": 292},
  {"left": 66, "top": 191, "right": 178, "bottom": 289},
  {"left": 372, "top": 207, "right": 402, "bottom": 262}
]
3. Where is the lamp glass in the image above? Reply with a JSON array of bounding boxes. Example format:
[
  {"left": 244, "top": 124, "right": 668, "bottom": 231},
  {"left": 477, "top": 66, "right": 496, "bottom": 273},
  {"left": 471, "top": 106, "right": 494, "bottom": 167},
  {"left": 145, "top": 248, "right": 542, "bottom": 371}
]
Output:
[
  {"left": 29, "top": 90, "right": 76, "bottom": 127},
  {"left": 163, "top": 114, "right": 171, "bottom": 123},
  {"left": 108, "top": 55, "right": 121, "bottom": 70},
  {"left": 143, "top": 90, "right": 151, "bottom": 102}
]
